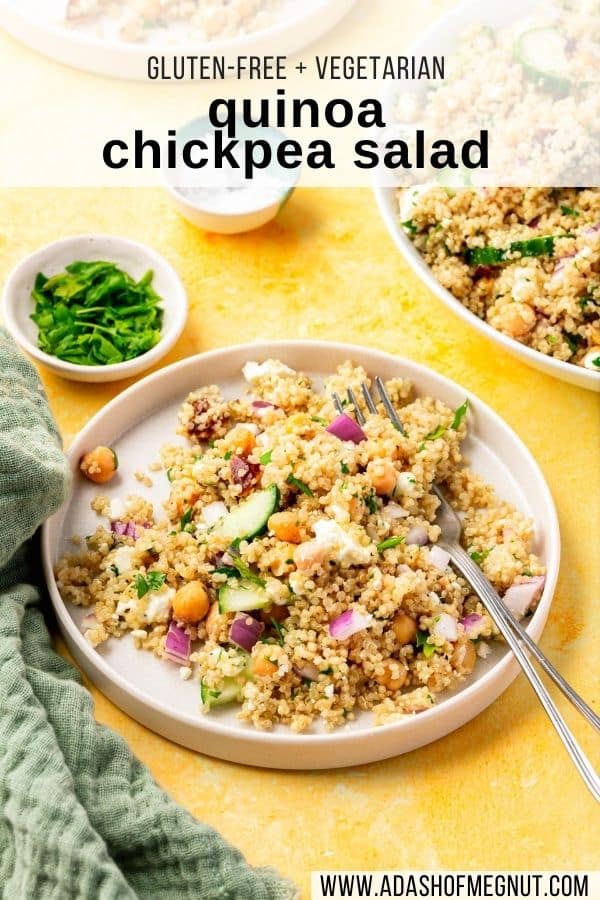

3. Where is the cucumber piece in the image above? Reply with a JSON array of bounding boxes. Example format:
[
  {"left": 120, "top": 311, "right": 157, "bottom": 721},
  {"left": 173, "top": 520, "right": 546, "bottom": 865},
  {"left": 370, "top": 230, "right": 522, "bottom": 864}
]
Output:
[
  {"left": 200, "top": 675, "right": 249, "bottom": 708},
  {"left": 514, "top": 27, "right": 571, "bottom": 93},
  {"left": 212, "top": 485, "right": 279, "bottom": 542},
  {"left": 465, "top": 235, "right": 556, "bottom": 267},
  {"left": 219, "top": 580, "right": 271, "bottom": 613}
]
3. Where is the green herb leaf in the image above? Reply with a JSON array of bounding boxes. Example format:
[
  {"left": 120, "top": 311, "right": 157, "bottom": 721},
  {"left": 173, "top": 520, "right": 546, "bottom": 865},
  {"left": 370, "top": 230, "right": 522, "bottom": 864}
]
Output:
[
  {"left": 134, "top": 570, "right": 166, "bottom": 599},
  {"left": 560, "top": 205, "right": 580, "bottom": 217},
  {"left": 224, "top": 450, "right": 232, "bottom": 461},
  {"left": 402, "top": 218, "right": 418, "bottom": 235},
  {"left": 311, "top": 416, "right": 327, "bottom": 425},
  {"left": 260, "top": 449, "right": 273, "bottom": 465},
  {"left": 180, "top": 508, "right": 193, "bottom": 531},
  {"left": 270, "top": 618, "right": 286, "bottom": 646},
  {"left": 451, "top": 399, "right": 469, "bottom": 430},
  {"left": 30, "top": 261, "right": 164, "bottom": 367},
  {"left": 376, "top": 536, "right": 406, "bottom": 552},
  {"left": 340, "top": 461, "right": 350, "bottom": 474},
  {"left": 287, "top": 473, "right": 314, "bottom": 497}
]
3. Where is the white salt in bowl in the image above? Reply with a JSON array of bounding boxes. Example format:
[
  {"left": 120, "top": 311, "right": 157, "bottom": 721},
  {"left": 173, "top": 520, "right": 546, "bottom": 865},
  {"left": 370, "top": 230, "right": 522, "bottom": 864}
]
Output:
[{"left": 161, "top": 116, "right": 300, "bottom": 234}]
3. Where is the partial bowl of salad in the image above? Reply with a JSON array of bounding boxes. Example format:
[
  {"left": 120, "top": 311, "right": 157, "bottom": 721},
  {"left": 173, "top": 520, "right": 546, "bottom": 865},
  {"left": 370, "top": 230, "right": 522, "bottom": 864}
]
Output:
[
  {"left": 373, "top": 0, "right": 600, "bottom": 392},
  {"left": 2, "top": 234, "right": 188, "bottom": 383}
]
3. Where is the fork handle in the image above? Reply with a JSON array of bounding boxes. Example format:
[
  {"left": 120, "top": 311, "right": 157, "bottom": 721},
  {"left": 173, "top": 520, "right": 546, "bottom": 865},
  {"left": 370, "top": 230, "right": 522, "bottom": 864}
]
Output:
[{"left": 443, "top": 543, "right": 600, "bottom": 803}]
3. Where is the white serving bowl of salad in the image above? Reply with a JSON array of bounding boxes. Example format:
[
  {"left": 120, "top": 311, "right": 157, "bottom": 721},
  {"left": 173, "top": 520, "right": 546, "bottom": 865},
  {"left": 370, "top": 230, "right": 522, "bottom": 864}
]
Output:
[
  {"left": 161, "top": 117, "right": 299, "bottom": 235},
  {"left": 2, "top": 234, "right": 188, "bottom": 383},
  {"left": 373, "top": 0, "right": 600, "bottom": 393}
]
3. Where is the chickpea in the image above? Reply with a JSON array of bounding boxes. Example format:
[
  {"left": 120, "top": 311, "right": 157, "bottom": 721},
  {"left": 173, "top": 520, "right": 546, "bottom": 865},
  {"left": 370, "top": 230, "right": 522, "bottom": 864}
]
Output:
[
  {"left": 251, "top": 645, "right": 279, "bottom": 677},
  {"left": 80, "top": 446, "right": 118, "bottom": 484},
  {"left": 375, "top": 660, "right": 407, "bottom": 692},
  {"left": 268, "top": 511, "right": 301, "bottom": 544},
  {"left": 293, "top": 540, "right": 328, "bottom": 573},
  {"left": 391, "top": 612, "right": 418, "bottom": 646},
  {"left": 172, "top": 581, "right": 210, "bottom": 624},
  {"left": 225, "top": 425, "right": 256, "bottom": 456},
  {"left": 367, "top": 459, "right": 397, "bottom": 496},
  {"left": 451, "top": 639, "right": 477, "bottom": 674},
  {"left": 260, "top": 604, "right": 289, "bottom": 624},
  {"left": 494, "top": 302, "right": 536, "bottom": 340}
]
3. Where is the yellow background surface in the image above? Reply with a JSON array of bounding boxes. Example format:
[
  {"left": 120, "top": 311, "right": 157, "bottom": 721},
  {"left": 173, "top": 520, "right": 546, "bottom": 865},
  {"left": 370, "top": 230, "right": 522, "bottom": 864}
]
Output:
[{"left": 1, "top": 186, "right": 598, "bottom": 893}]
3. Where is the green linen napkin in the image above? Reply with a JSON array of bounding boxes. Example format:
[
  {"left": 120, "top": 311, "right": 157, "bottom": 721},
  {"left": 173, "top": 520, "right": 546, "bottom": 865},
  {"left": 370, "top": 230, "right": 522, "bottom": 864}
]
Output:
[{"left": 0, "top": 328, "right": 297, "bottom": 900}]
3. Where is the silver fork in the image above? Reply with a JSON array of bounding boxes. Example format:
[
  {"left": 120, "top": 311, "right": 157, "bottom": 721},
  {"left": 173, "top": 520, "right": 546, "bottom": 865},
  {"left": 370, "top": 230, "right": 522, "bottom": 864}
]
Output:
[{"left": 336, "top": 380, "right": 600, "bottom": 802}]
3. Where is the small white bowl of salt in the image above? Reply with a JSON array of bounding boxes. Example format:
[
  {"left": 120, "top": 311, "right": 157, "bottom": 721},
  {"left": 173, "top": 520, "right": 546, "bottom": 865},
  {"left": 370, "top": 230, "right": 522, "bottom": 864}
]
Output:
[{"left": 162, "top": 116, "right": 299, "bottom": 235}]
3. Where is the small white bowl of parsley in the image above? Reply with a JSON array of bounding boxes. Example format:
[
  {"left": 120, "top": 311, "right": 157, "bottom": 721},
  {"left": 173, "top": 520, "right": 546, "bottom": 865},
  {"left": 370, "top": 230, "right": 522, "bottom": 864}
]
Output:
[{"left": 2, "top": 235, "right": 188, "bottom": 383}]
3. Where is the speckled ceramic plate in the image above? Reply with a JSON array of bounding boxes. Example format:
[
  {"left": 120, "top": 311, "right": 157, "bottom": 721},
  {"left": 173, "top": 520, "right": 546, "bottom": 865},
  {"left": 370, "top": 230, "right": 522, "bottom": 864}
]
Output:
[{"left": 42, "top": 341, "right": 560, "bottom": 769}]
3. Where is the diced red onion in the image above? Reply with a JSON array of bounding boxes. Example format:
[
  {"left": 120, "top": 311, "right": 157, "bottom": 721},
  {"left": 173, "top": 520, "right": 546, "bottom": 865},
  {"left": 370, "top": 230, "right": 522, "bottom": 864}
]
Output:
[
  {"left": 230, "top": 455, "right": 260, "bottom": 492},
  {"left": 406, "top": 525, "right": 429, "bottom": 546},
  {"left": 384, "top": 502, "right": 409, "bottom": 520},
  {"left": 252, "top": 400, "right": 278, "bottom": 410},
  {"left": 294, "top": 661, "right": 320, "bottom": 681},
  {"left": 428, "top": 545, "right": 451, "bottom": 571},
  {"left": 326, "top": 414, "right": 367, "bottom": 444},
  {"left": 329, "top": 609, "right": 373, "bottom": 641},
  {"left": 460, "top": 613, "right": 484, "bottom": 639},
  {"left": 583, "top": 222, "right": 600, "bottom": 235},
  {"left": 432, "top": 612, "right": 459, "bottom": 643},
  {"left": 528, "top": 216, "right": 540, "bottom": 229},
  {"left": 503, "top": 576, "right": 546, "bottom": 620},
  {"left": 202, "top": 501, "right": 228, "bottom": 527},
  {"left": 229, "top": 613, "right": 264, "bottom": 652},
  {"left": 110, "top": 520, "right": 143, "bottom": 540},
  {"left": 81, "top": 613, "right": 97, "bottom": 631},
  {"left": 165, "top": 622, "right": 191, "bottom": 665},
  {"left": 473, "top": 265, "right": 495, "bottom": 279}
]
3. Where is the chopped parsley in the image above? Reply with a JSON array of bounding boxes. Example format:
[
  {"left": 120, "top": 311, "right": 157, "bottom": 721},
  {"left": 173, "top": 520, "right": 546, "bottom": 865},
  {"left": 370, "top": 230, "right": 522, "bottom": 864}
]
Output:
[
  {"left": 416, "top": 629, "right": 437, "bottom": 658},
  {"left": 402, "top": 218, "right": 418, "bottom": 235},
  {"left": 451, "top": 399, "right": 469, "bottom": 430},
  {"left": 135, "top": 571, "right": 166, "bottom": 598},
  {"left": 377, "top": 535, "right": 406, "bottom": 553},
  {"left": 560, "top": 205, "right": 580, "bottom": 217},
  {"left": 364, "top": 490, "right": 378, "bottom": 514},
  {"left": 226, "top": 554, "right": 266, "bottom": 587},
  {"left": 179, "top": 507, "right": 194, "bottom": 531},
  {"left": 419, "top": 399, "right": 469, "bottom": 450},
  {"left": 270, "top": 618, "right": 286, "bottom": 645},
  {"left": 110, "top": 564, "right": 119, "bottom": 576},
  {"left": 470, "top": 547, "right": 492, "bottom": 565},
  {"left": 224, "top": 450, "right": 232, "bottom": 461},
  {"left": 287, "top": 473, "right": 314, "bottom": 497},
  {"left": 340, "top": 461, "right": 350, "bottom": 475},
  {"left": 311, "top": 416, "right": 327, "bottom": 426},
  {"left": 564, "top": 332, "right": 581, "bottom": 355},
  {"left": 260, "top": 449, "right": 273, "bottom": 465}
]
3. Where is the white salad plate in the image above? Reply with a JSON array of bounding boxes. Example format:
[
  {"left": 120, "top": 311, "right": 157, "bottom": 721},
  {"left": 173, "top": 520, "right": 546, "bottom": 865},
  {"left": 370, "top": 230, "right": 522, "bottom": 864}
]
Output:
[
  {"left": 42, "top": 341, "right": 560, "bottom": 769},
  {"left": 2, "top": 234, "right": 188, "bottom": 383},
  {"left": 373, "top": 0, "right": 600, "bottom": 393},
  {"left": 0, "top": 0, "right": 357, "bottom": 81}
]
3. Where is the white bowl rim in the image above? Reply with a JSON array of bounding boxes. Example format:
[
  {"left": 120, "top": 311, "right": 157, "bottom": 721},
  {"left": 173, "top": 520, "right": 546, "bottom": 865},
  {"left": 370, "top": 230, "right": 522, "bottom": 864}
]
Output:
[
  {"left": 2, "top": 233, "right": 189, "bottom": 377},
  {"left": 42, "top": 339, "right": 561, "bottom": 748},
  {"left": 372, "top": 186, "right": 600, "bottom": 391},
  {"left": 3, "top": 0, "right": 352, "bottom": 62}
]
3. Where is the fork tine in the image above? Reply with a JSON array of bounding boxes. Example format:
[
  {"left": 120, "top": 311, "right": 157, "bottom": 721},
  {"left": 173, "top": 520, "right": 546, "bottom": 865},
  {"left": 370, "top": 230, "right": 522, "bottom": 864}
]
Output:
[
  {"left": 375, "top": 377, "right": 406, "bottom": 435},
  {"left": 332, "top": 392, "right": 344, "bottom": 414},
  {"left": 361, "top": 382, "right": 378, "bottom": 415},
  {"left": 346, "top": 388, "right": 366, "bottom": 425}
]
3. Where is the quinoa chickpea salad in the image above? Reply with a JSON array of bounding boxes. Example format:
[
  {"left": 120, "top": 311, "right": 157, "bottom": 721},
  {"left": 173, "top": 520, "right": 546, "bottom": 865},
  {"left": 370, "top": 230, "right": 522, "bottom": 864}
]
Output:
[
  {"left": 56, "top": 360, "right": 545, "bottom": 732},
  {"left": 399, "top": 187, "right": 600, "bottom": 374}
]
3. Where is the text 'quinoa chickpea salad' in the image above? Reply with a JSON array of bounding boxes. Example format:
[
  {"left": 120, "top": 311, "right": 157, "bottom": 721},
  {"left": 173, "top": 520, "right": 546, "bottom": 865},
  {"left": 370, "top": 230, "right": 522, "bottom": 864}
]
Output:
[{"left": 56, "top": 360, "right": 545, "bottom": 731}]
